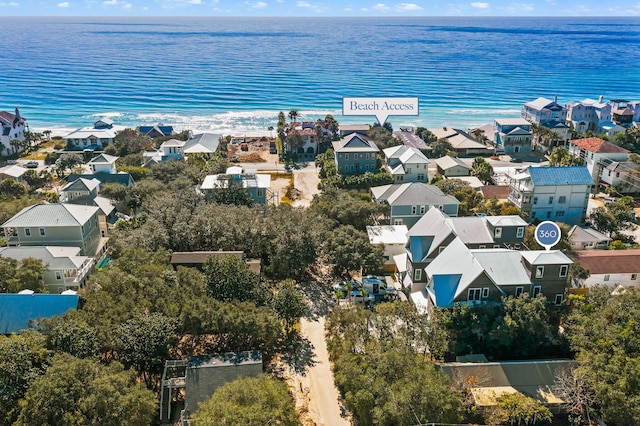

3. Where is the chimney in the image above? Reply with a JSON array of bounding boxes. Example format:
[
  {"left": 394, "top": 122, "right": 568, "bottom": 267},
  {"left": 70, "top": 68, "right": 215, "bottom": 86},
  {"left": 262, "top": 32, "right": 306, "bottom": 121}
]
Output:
[
  {"left": 599, "top": 95, "right": 604, "bottom": 103},
  {"left": 554, "top": 96, "right": 557, "bottom": 103}
]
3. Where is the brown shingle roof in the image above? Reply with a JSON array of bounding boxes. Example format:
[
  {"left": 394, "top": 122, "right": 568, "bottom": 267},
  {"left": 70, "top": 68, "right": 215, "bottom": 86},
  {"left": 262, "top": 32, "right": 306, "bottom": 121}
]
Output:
[
  {"left": 570, "top": 137, "right": 629, "bottom": 154},
  {"left": 574, "top": 250, "right": 640, "bottom": 274}
]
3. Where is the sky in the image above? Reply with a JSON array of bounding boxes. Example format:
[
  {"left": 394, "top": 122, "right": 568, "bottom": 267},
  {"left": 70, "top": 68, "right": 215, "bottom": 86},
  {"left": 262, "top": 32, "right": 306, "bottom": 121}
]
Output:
[{"left": 1, "top": 0, "right": 640, "bottom": 16}]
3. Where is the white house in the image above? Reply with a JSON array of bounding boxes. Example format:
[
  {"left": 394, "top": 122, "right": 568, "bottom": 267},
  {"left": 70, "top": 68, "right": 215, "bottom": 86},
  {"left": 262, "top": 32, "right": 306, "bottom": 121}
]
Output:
[
  {"left": 567, "top": 137, "right": 630, "bottom": 188},
  {"left": 568, "top": 226, "right": 611, "bottom": 251},
  {"left": 565, "top": 97, "right": 612, "bottom": 133},
  {"left": 382, "top": 145, "right": 430, "bottom": 183},
  {"left": 521, "top": 97, "right": 567, "bottom": 125},
  {"left": 64, "top": 118, "right": 125, "bottom": 150},
  {"left": 574, "top": 250, "right": 640, "bottom": 288},
  {"left": 87, "top": 153, "right": 118, "bottom": 174},
  {"left": 0, "top": 108, "right": 26, "bottom": 156},
  {"left": 366, "top": 225, "right": 408, "bottom": 272}
]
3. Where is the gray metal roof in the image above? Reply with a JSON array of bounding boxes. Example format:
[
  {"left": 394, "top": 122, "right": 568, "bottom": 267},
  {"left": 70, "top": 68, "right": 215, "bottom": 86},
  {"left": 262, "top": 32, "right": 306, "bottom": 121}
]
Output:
[
  {"left": 521, "top": 250, "right": 572, "bottom": 265},
  {"left": 184, "top": 133, "right": 222, "bottom": 154},
  {"left": 447, "top": 217, "right": 494, "bottom": 245},
  {"left": 0, "top": 246, "right": 86, "bottom": 269},
  {"left": 371, "top": 182, "right": 459, "bottom": 207},
  {"left": 485, "top": 215, "right": 528, "bottom": 227},
  {"left": 472, "top": 249, "right": 532, "bottom": 286},
  {"left": 2, "top": 203, "right": 99, "bottom": 228},
  {"left": 332, "top": 133, "right": 379, "bottom": 153}
]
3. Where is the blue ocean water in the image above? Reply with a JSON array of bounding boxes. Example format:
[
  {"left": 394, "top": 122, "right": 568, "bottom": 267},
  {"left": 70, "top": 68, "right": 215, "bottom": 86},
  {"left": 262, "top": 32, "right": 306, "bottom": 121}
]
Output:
[{"left": 1, "top": 16, "right": 639, "bottom": 135}]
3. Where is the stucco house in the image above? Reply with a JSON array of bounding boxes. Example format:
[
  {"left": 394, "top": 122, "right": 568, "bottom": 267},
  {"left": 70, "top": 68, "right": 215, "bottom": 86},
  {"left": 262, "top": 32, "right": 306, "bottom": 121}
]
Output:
[
  {"left": 332, "top": 133, "right": 380, "bottom": 176},
  {"left": 371, "top": 182, "right": 460, "bottom": 228},
  {"left": 565, "top": 96, "right": 612, "bottom": 133},
  {"left": 0, "top": 108, "right": 27, "bottom": 157},
  {"left": 508, "top": 166, "right": 594, "bottom": 225},
  {"left": 493, "top": 118, "right": 533, "bottom": 154},
  {"left": 573, "top": 250, "right": 640, "bottom": 288},
  {"left": 0, "top": 246, "right": 94, "bottom": 293},
  {"left": 2, "top": 203, "right": 108, "bottom": 257},
  {"left": 382, "top": 145, "right": 430, "bottom": 183},
  {"left": 201, "top": 166, "right": 271, "bottom": 204},
  {"left": 567, "top": 137, "right": 629, "bottom": 189},
  {"left": 64, "top": 118, "right": 125, "bottom": 150}
]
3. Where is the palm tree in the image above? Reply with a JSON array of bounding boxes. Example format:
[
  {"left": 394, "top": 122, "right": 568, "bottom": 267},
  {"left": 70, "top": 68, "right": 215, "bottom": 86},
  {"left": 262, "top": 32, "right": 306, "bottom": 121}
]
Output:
[
  {"left": 288, "top": 109, "right": 300, "bottom": 124},
  {"left": 345, "top": 281, "right": 353, "bottom": 306},
  {"left": 43, "top": 130, "right": 52, "bottom": 141}
]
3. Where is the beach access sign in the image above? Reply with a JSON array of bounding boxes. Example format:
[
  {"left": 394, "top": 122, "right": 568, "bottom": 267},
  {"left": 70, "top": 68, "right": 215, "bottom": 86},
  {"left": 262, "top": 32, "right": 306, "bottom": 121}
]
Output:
[{"left": 342, "top": 97, "right": 419, "bottom": 126}]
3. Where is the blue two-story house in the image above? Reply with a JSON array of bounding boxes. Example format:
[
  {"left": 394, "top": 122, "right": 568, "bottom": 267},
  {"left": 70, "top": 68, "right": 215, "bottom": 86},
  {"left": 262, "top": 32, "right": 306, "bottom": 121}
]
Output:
[
  {"left": 494, "top": 118, "right": 533, "bottom": 154},
  {"left": 332, "top": 133, "right": 380, "bottom": 176}
]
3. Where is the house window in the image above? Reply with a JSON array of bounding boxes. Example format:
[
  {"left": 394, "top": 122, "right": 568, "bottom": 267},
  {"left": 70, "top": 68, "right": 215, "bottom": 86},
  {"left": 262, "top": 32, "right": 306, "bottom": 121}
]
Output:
[
  {"left": 516, "top": 227, "right": 524, "bottom": 238},
  {"left": 420, "top": 206, "right": 426, "bottom": 214},
  {"left": 414, "top": 268, "right": 422, "bottom": 281},
  {"left": 39, "top": 228, "right": 45, "bottom": 237},
  {"left": 479, "top": 245, "right": 486, "bottom": 249},
  {"left": 55, "top": 271, "right": 62, "bottom": 280},
  {"left": 345, "top": 154, "right": 349, "bottom": 160},
  {"left": 365, "top": 153, "right": 369, "bottom": 160},
  {"left": 532, "top": 286, "right": 542, "bottom": 297},
  {"left": 411, "top": 206, "right": 417, "bottom": 215},
  {"left": 364, "top": 164, "right": 369, "bottom": 171},
  {"left": 417, "top": 174, "right": 425, "bottom": 181},
  {"left": 482, "top": 288, "right": 490, "bottom": 298},
  {"left": 604, "top": 274, "right": 610, "bottom": 281},
  {"left": 257, "top": 188, "right": 264, "bottom": 197},
  {"left": 494, "top": 227, "right": 502, "bottom": 238},
  {"left": 632, "top": 274, "right": 637, "bottom": 281},
  {"left": 555, "top": 211, "right": 565, "bottom": 217},
  {"left": 393, "top": 219, "right": 403, "bottom": 225},
  {"left": 533, "top": 197, "right": 538, "bottom": 205},
  {"left": 468, "top": 288, "right": 482, "bottom": 301},
  {"left": 24, "top": 228, "right": 31, "bottom": 237},
  {"left": 555, "top": 294, "right": 564, "bottom": 305},
  {"left": 398, "top": 175, "right": 403, "bottom": 181},
  {"left": 515, "top": 286, "right": 524, "bottom": 297},
  {"left": 407, "top": 168, "right": 412, "bottom": 174},
  {"left": 548, "top": 196, "right": 554, "bottom": 204},
  {"left": 536, "top": 266, "right": 544, "bottom": 278},
  {"left": 559, "top": 265, "right": 568, "bottom": 277},
  {"left": 546, "top": 211, "right": 551, "bottom": 219},
  {"left": 559, "top": 196, "right": 566, "bottom": 203}
]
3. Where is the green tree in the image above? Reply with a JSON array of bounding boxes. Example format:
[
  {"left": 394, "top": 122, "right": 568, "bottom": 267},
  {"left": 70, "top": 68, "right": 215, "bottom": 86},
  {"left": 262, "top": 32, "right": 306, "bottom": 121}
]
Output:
[
  {"left": 367, "top": 123, "right": 400, "bottom": 149},
  {"left": 0, "top": 178, "right": 27, "bottom": 199},
  {"left": 15, "top": 354, "right": 156, "bottom": 426},
  {"left": 288, "top": 109, "right": 300, "bottom": 124},
  {"left": 39, "top": 313, "right": 100, "bottom": 359},
  {"left": 203, "top": 254, "right": 267, "bottom": 304},
  {"left": 548, "top": 146, "right": 580, "bottom": 166},
  {"left": 271, "top": 280, "right": 307, "bottom": 335},
  {"left": 471, "top": 156, "right": 494, "bottom": 184},
  {"left": 192, "top": 374, "right": 300, "bottom": 426},
  {"left": 55, "top": 153, "right": 84, "bottom": 177},
  {"left": 325, "top": 225, "right": 384, "bottom": 279},
  {"left": 113, "top": 312, "right": 177, "bottom": 390},
  {"left": 207, "top": 177, "right": 255, "bottom": 207},
  {"left": 485, "top": 391, "right": 553, "bottom": 425},
  {"left": 431, "top": 138, "right": 455, "bottom": 158},
  {"left": 0, "top": 331, "right": 51, "bottom": 425},
  {"left": 109, "top": 128, "right": 152, "bottom": 156},
  {"left": 0, "top": 256, "right": 45, "bottom": 293}
]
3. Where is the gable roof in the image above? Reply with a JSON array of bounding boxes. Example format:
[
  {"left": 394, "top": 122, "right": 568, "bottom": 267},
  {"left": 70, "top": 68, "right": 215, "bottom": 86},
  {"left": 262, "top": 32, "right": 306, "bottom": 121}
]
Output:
[
  {"left": 67, "top": 172, "right": 134, "bottom": 187},
  {"left": 393, "top": 130, "right": 430, "bottom": 151},
  {"left": 371, "top": 182, "right": 459, "bottom": 207},
  {"left": 521, "top": 250, "right": 572, "bottom": 266},
  {"left": 0, "top": 164, "right": 27, "bottom": 178},
  {"left": 570, "top": 137, "right": 629, "bottom": 154},
  {"left": 2, "top": 203, "right": 99, "bottom": 228},
  {"left": 139, "top": 124, "right": 174, "bottom": 137},
  {"left": 524, "top": 97, "right": 563, "bottom": 111},
  {"left": 407, "top": 208, "right": 454, "bottom": 260},
  {"left": 0, "top": 292, "right": 79, "bottom": 334},
  {"left": 383, "top": 145, "right": 429, "bottom": 164},
  {"left": 446, "top": 217, "right": 494, "bottom": 245},
  {"left": 332, "top": 133, "right": 379, "bottom": 153},
  {"left": 527, "top": 166, "right": 594, "bottom": 186},
  {"left": 61, "top": 177, "right": 100, "bottom": 193},
  {"left": 574, "top": 250, "right": 640, "bottom": 274},
  {"left": 434, "top": 156, "right": 471, "bottom": 171},
  {"left": 568, "top": 225, "right": 611, "bottom": 244},
  {"left": 472, "top": 249, "right": 532, "bottom": 286},
  {"left": 88, "top": 153, "right": 118, "bottom": 164},
  {"left": 495, "top": 118, "right": 531, "bottom": 127},
  {"left": 0, "top": 246, "right": 87, "bottom": 270},
  {"left": 485, "top": 215, "right": 528, "bottom": 227}
]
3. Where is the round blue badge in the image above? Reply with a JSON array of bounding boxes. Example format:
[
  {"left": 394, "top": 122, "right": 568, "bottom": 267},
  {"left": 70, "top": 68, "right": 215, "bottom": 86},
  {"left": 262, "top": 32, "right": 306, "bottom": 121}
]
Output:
[{"left": 535, "top": 221, "right": 561, "bottom": 250}]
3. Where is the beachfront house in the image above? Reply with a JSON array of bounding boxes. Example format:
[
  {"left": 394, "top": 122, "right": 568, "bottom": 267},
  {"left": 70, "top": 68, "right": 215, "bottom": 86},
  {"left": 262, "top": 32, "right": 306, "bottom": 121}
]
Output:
[
  {"left": 139, "top": 123, "right": 175, "bottom": 139},
  {"left": 565, "top": 96, "right": 612, "bottom": 133},
  {"left": 0, "top": 246, "right": 94, "bottom": 293},
  {"left": 521, "top": 97, "right": 567, "bottom": 126},
  {"left": 430, "top": 127, "right": 492, "bottom": 157},
  {"left": 201, "top": 166, "right": 271, "bottom": 204},
  {"left": 393, "top": 129, "right": 431, "bottom": 156},
  {"left": 2, "top": 203, "right": 108, "bottom": 258},
  {"left": 383, "top": 145, "right": 430, "bottom": 183},
  {"left": 567, "top": 137, "right": 630, "bottom": 190},
  {"left": 339, "top": 124, "right": 370, "bottom": 138},
  {"left": 370, "top": 182, "right": 460, "bottom": 229},
  {"left": 508, "top": 166, "right": 594, "bottom": 225},
  {"left": 332, "top": 133, "right": 379, "bottom": 176},
  {"left": 0, "top": 108, "right": 27, "bottom": 157},
  {"left": 64, "top": 118, "right": 124, "bottom": 150},
  {"left": 493, "top": 118, "right": 533, "bottom": 153}
]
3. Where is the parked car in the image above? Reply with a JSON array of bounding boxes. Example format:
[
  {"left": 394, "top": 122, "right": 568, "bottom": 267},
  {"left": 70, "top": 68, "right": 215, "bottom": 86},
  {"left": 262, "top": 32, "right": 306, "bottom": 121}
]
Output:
[
  {"left": 351, "top": 290, "right": 375, "bottom": 303},
  {"left": 25, "top": 161, "right": 38, "bottom": 168},
  {"left": 230, "top": 155, "right": 240, "bottom": 163}
]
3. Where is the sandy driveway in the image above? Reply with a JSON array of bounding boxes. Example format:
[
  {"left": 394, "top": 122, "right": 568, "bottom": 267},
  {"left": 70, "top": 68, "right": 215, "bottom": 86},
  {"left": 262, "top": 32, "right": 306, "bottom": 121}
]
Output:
[{"left": 292, "top": 165, "right": 321, "bottom": 208}]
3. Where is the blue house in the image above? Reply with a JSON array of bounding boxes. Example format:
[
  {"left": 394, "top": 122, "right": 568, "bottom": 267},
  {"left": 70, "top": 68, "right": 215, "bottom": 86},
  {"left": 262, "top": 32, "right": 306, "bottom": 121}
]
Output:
[
  {"left": 494, "top": 118, "right": 533, "bottom": 153},
  {"left": 139, "top": 123, "right": 175, "bottom": 139},
  {"left": 0, "top": 291, "right": 80, "bottom": 334},
  {"left": 332, "top": 133, "right": 380, "bottom": 176}
]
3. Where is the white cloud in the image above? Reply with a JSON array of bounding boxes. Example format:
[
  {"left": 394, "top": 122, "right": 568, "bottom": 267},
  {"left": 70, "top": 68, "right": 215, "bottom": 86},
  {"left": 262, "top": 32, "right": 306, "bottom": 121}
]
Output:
[
  {"left": 252, "top": 1, "right": 267, "bottom": 7},
  {"left": 57, "top": 1, "right": 69, "bottom": 6},
  {"left": 103, "top": 0, "right": 118, "bottom": 5},
  {"left": 471, "top": 2, "right": 489, "bottom": 8},
  {"left": 360, "top": 7, "right": 369, "bottom": 11},
  {"left": 373, "top": 3, "right": 389, "bottom": 11},
  {"left": 396, "top": 3, "right": 422, "bottom": 11},
  {"left": 296, "top": 1, "right": 311, "bottom": 6},
  {"left": 186, "top": 0, "right": 202, "bottom": 4},
  {"left": 0, "top": 1, "right": 20, "bottom": 5},
  {"left": 123, "top": 2, "right": 132, "bottom": 8}
]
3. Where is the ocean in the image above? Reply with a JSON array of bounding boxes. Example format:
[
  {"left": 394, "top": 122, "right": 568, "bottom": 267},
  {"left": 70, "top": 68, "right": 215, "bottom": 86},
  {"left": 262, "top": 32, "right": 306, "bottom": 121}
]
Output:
[{"left": 1, "top": 16, "right": 639, "bottom": 135}]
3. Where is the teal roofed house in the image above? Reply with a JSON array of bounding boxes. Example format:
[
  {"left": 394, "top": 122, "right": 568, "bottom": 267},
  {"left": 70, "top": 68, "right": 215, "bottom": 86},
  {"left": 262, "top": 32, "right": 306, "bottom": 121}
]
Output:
[
  {"left": 0, "top": 291, "right": 80, "bottom": 334},
  {"left": 332, "top": 133, "right": 379, "bottom": 176},
  {"left": 508, "top": 166, "right": 594, "bottom": 225}
]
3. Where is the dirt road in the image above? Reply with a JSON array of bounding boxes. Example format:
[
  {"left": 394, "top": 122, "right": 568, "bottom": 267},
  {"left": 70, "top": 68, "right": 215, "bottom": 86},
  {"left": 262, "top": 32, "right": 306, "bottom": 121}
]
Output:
[{"left": 299, "top": 317, "right": 351, "bottom": 426}]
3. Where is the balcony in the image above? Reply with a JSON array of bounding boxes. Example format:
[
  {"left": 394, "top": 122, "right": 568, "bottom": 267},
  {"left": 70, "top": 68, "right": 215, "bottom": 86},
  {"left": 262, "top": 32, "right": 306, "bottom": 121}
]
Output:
[{"left": 63, "top": 258, "right": 95, "bottom": 285}]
